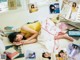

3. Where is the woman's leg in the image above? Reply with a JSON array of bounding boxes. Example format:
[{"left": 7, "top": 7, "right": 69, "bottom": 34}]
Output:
[{"left": 55, "top": 33, "right": 74, "bottom": 42}]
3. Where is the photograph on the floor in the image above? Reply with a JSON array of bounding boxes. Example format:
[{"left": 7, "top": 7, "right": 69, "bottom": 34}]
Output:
[
  {"left": 55, "top": 50, "right": 68, "bottom": 60},
  {"left": 60, "top": 3, "right": 71, "bottom": 19},
  {"left": 25, "top": 50, "right": 36, "bottom": 60},
  {"left": 69, "top": 2, "right": 78, "bottom": 21},
  {"left": 8, "top": 0, "right": 17, "bottom": 10},
  {"left": 49, "top": 3, "right": 60, "bottom": 14},
  {"left": 28, "top": 3, "right": 38, "bottom": 13}
]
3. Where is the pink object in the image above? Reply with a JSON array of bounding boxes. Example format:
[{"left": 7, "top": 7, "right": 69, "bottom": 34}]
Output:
[{"left": 59, "top": 22, "right": 68, "bottom": 31}]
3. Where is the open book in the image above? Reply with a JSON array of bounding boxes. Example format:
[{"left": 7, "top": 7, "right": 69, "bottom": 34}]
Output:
[
  {"left": 5, "top": 47, "right": 19, "bottom": 60},
  {"left": 5, "top": 51, "right": 19, "bottom": 60}
]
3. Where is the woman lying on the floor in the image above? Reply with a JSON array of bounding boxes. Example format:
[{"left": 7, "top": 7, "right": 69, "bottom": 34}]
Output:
[
  {"left": 8, "top": 17, "right": 74, "bottom": 46},
  {"left": 8, "top": 21, "right": 41, "bottom": 45}
]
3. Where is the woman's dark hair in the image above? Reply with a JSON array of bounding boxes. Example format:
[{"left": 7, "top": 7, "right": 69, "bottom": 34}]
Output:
[
  {"left": 31, "top": 4, "right": 35, "bottom": 8},
  {"left": 8, "top": 32, "right": 21, "bottom": 43},
  {"left": 50, "top": 4, "right": 55, "bottom": 13},
  {"left": 72, "top": 2, "right": 77, "bottom": 7},
  {"left": 58, "top": 50, "right": 64, "bottom": 57},
  {"left": 72, "top": 44, "right": 79, "bottom": 49},
  {"left": 42, "top": 52, "right": 51, "bottom": 59}
]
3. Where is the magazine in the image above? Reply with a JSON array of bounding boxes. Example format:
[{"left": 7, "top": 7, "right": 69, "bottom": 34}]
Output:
[
  {"left": 75, "top": 5, "right": 80, "bottom": 22},
  {"left": 60, "top": 3, "right": 71, "bottom": 19}
]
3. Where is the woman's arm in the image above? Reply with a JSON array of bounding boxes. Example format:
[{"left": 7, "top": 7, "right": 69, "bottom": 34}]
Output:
[
  {"left": 21, "top": 25, "right": 38, "bottom": 40},
  {"left": 56, "top": 57, "right": 59, "bottom": 60},
  {"left": 21, "top": 39, "right": 37, "bottom": 44}
]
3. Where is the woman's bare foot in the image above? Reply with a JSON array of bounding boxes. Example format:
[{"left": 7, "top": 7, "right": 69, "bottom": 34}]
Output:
[
  {"left": 62, "top": 34, "right": 74, "bottom": 42},
  {"left": 54, "top": 34, "right": 74, "bottom": 42}
]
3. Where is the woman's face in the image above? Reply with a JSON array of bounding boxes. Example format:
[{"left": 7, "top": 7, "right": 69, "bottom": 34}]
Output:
[
  {"left": 31, "top": 5, "right": 35, "bottom": 8},
  {"left": 72, "top": 3, "right": 76, "bottom": 7},
  {"left": 43, "top": 52, "right": 51, "bottom": 58},
  {"left": 51, "top": 6, "right": 55, "bottom": 9},
  {"left": 60, "top": 53, "right": 64, "bottom": 57},
  {"left": 14, "top": 34, "right": 23, "bottom": 42}
]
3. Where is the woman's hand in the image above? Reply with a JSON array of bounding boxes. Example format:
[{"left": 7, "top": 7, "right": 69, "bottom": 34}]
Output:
[
  {"left": 20, "top": 39, "right": 37, "bottom": 45},
  {"left": 20, "top": 40, "right": 26, "bottom": 45},
  {"left": 13, "top": 41, "right": 23, "bottom": 46}
]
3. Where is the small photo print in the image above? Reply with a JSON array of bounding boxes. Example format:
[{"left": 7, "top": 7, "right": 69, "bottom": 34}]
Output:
[
  {"left": 25, "top": 50, "right": 36, "bottom": 59},
  {"left": 8, "top": 0, "right": 17, "bottom": 10},
  {"left": 0, "top": 54, "right": 6, "bottom": 60},
  {"left": 28, "top": 3, "right": 38, "bottom": 13},
  {"left": 49, "top": 3, "right": 60, "bottom": 14},
  {"left": 56, "top": 50, "right": 68, "bottom": 60}
]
